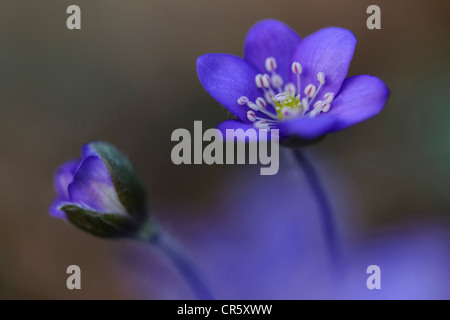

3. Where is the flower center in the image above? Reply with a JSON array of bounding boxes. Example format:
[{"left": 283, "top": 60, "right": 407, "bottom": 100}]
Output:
[
  {"left": 274, "top": 91, "right": 302, "bottom": 119},
  {"left": 237, "top": 57, "right": 335, "bottom": 129}
]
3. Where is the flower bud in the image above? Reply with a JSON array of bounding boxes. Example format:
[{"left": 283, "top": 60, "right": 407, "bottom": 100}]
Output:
[{"left": 50, "top": 141, "right": 150, "bottom": 238}]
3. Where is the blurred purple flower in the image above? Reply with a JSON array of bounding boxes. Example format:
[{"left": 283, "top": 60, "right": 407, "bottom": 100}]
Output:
[
  {"left": 340, "top": 223, "right": 450, "bottom": 300},
  {"left": 121, "top": 158, "right": 450, "bottom": 299},
  {"left": 49, "top": 141, "right": 148, "bottom": 238},
  {"left": 197, "top": 19, "right": 390, "bottom": 141}
]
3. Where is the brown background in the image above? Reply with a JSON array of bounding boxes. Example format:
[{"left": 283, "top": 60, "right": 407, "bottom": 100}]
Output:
[{"left": 0, "top": 0, "right": 449, "bottom": 299}]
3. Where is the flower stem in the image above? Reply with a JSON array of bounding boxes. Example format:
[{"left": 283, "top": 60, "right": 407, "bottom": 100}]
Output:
[
  {"left": 292, "top": 149, "right": 340, "bottom": 264},
  {"left": 149, "top": 230, "right": 215, "bottom": 300}
]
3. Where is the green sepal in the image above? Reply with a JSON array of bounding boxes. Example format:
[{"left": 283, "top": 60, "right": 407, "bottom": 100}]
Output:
[
  {"left": 60, "top": 204, "right": 139, "bottom": 238},
  {"left": 88, "top": 142, "right": 148, "bottom": 222}
]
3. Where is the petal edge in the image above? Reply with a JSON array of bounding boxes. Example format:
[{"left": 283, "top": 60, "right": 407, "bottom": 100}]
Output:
[
  {"left": 244, "top": 19, "right": 302, "bottom": 81},
  {"left": 328, "top": 75, "right": 390, "bottom": 131},
  {"left": 277, "top": 114, "right": 339, "bottom": 140},
  {"left": 197, "top": 53, "right": 261, "bottom": 123},
  {"left": 291, "top": 27, "right": 357, "bottom": 102}
]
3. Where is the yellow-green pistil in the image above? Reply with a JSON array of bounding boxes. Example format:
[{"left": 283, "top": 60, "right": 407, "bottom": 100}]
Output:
[{"left": 274, "top": 92, "right": 303, "bottom": 119}]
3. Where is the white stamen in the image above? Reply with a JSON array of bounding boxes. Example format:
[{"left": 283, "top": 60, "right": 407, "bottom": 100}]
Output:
[
  {"left": 308, "top": 74, "right": 325, "bottom": 105},
  {"left": 262, "top": 74, "right": 271, "bottom": 88},
  {"left": 271, "top": 74, "right": 284, "bottom": 90},
  {"left": 255, "top": 74, "right": 264, "bottom": 88},
  {"left": 317, "top": 72, "right": 325, "bottom": 85},
  {"left": 313, "top": 100, "right": 323, "bottom": 109},
  {"left": 304, "top": 84, "right": 316, "bottom": 98},
  {"left": 274, "top": 93, "right": 287, "bottom": 102},
  {"left": 264, "top": 91, "right": 275, "bottom": 105},
  {"left": 265, "top": 57, "right": 277, "bottom": 72},
  {"left": 302, "top": 98, "right": 309, "bottom": 112},
  {"left": 249, "top": 98, "right": 278, "bottom": 120},
  {"left": 254, "top": 121, "right": 270, "bottom": 129},
  {"left": 309, "top": 109, "right": 318, "bottom": 118},
  {"left": 259, "top": 107, "right": 279, "bottom": 120},
  {"left": 284, "top": 83, "right": 296, "bottom": 96},
  {"left": 255, "top": 97, "right": 267, "bottom": 109},
  {"left": 292, "top": 62, "right": 302, "bottom": 99},
  {"left": 242, "top": 58, "right": 331, "bottom": 124},
  {"left": 237, "top": 96, "right": 249, "bottom": 105},
  {"left": 247, "top": 102, "right": 259, "bottom": 111},
  {"left": 255, "top": 116, "right": 278, "bottom": 123},
  {"left": 247, "top": 110, "right": 256, "bottom": 122},
  {"left": 324, "top": 92, "right": 334, "bottom": 104},
  {"left": 291, "top": 62, "right": 302, "bottom": 74}
]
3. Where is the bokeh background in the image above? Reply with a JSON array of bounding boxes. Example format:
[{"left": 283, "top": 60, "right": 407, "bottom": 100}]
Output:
[{"left": 0, "top": 0, "right": 449, "bottom": 299}]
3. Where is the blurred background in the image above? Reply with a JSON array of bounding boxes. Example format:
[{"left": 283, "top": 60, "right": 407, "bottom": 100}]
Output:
[{"left": 0, "top": 0, "right": 449, "bottom": 299}]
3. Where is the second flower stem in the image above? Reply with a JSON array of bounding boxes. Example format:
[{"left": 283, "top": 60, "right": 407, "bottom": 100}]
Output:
[
  {"left": 150, "top": 230, "right": 215, "bottom": 300},
  {"left": 293, "top": 148, "right": 340, "bottom": 264}
]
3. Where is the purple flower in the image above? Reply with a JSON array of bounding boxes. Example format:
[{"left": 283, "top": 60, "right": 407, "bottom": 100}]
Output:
[
  {"left": 50, "top": 141, "right": 148, "bottom": 238},
  {"left": 197, "top": 19, "right": 390, "bottom": 142}
]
